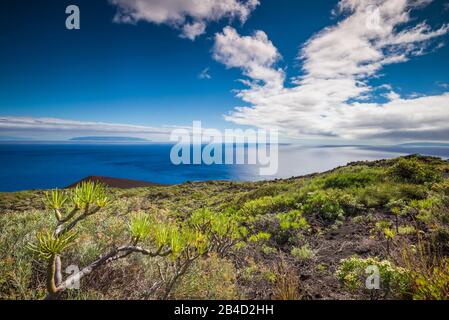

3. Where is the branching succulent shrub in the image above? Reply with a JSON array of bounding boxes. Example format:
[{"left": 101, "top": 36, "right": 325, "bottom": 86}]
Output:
[
  {"left": 152, "top": 208, "right": 246, "bottom": 299},
  {"left": 31, "top": 186, "right": 245, "bottom": 300},
  {"left": 336, "top": 256, "right": 411, "bottom": 299},
  {"left": 30, "top": 182, "right": 173, "bottom": 299}
]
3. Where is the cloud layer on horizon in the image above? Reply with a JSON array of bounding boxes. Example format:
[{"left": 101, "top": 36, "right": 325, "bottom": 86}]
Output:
[
  {"left": 109, "top": 0, "right": 259, "bottom": 40},
  {"left": 213, "top": 0, "right": 449, "bottom": 141},
  {"left": 0, "top": 116, "right": 172, "bottom": 140}
]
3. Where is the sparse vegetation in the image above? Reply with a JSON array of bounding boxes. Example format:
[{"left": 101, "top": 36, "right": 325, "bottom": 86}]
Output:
[{"left": 1, "top": 155, "right": 449, "bottom": 300}]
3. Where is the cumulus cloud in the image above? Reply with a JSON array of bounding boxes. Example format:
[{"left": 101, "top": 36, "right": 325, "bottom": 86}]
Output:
[
  {"left": 109, "top": 0, "right": 260, "bottom": 40},
  {"left": 213, "top": 26, "right": 284, "bottom": 89},
  {"left": 214, "top": 0, "right": 449, "bottom": 141}
]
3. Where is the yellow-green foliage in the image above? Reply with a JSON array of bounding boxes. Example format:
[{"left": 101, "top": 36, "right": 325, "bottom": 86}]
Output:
[
  {"left": 28, "top": 231, "right": 77, "bottom": 260},
  {"left": 413, "top": 259, "right": 449, "bottom": 300},
  {"left": 239, "top": 194, "right": 295, "bottom": 217},
  {"left": 129, "top": 213, "right": 153, "bottom": 244},
  {"left": 277, "top": 210, "right": 309, "bottom": 231},
  {"left": 300, "top": 190, "right": 344, "bottom": 221},
  {"left": 248, "top": 232, "right": 271, "bottom": 243}
]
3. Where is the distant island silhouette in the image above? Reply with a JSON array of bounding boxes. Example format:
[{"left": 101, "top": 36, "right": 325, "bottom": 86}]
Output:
[
  {"left": 70, "top": 136, "right": 150, "bottom": 142},
  {"left": 66, "top": 176, "right": 164, "bottom": 189}
]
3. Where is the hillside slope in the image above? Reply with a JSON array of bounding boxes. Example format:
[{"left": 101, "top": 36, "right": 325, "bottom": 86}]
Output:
[{"left": 1, "top": 155, "right": 448, "bottom": 300}]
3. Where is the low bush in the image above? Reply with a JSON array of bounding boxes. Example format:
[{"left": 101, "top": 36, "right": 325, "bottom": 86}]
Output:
[
  {"left": 323, "top": 166, "right": 383, "bottom": 189},
  {"left": 277, "top": 210, "right": 309, "bottom": 231},
  {"left": 356, "top": 183, "right": 426, "bottom": 208},
  {"left": 173, "top": 253, "right": 240, "bottom": 300},
  {"left": 239, "top": 194, "right": 296, "bottom": 217},
  {"left": 412, "top": 259, "right": 449, "bottom": 300},
  {"left": 336, "top": 256, "right": 411, "bottom": 298},
  {"left": 291, "top": 244, "right": 314, "bottom": 262},
  {"left": 388, "top": 158, "right": 441, "bottom": 184},
  {"left": 301, "top": 190, "right": 344, "bottom": 221}
]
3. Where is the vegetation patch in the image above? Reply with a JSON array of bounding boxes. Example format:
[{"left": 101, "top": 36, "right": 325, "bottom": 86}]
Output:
[{"left": 1, "top": 155, "right": 449, "bottom": 300}]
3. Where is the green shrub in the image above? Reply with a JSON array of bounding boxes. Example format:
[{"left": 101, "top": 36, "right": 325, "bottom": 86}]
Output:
[
  {"left": 336, "top": 256, "right": 412, "bottom": 298},
  {"left": 239, "top": 194, "right": 295, "bottom": 216},
  {"left": 388, "top": 158, "right": 441, "bottom": 184},
  {"left": 247, "top": 232, "right": 271, "bottom": 243},
  {"left": 356, "top": 183, "right": 398, "bottom": 208},
  {"left": 355, "top": 183, "right": 425, "bottom": 208},
  {"left": 291, "top": 244, "right": 314, "bottom": 262},
  {"left": 301, "top": 190, "right": 344, "bottom": 221},
  {"left": 431, "top": 180, "right": 449, "bottom": 197},
  {"left": 397, "top": 184, "right": 428, "bottom": 200},
  {"left": 261, "top": 244, "right": 277, "bottom": 255},
  {"left": 323, "top": 167, "right": 383, "bottom": 189},
  {"left": 236, "top": 183, "right": 291, "bottom": 204},
  {"left": 277, "top": 210, "right": 309, "bottom": 231},
  {"left": 335, "top": 192, "right": 365, "bottom": 215}
]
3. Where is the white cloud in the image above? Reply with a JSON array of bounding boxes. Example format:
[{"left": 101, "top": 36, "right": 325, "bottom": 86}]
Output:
[
  {"left": 215, "top": 0, "right": 449, "bottom": 141},
  {"left": 0, "top": 116, "right": 171, "bottom": 135},
  {"left": 213, "top": 27, "right": 284, "bottom": 90},
  {"left": 181, "top": 21, "right": 206, "bottom": 40},
  {"left": 384, "top": 91, "right": 401, "bottom": 101},
  {"left": 109, "top": 0, "right": 260, "bottom": 40}
]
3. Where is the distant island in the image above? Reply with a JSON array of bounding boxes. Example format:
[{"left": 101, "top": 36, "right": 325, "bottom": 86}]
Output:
[
  {"left": 0, "top": 136, "right": 33, "bottom": 141},
  {"left": 397, "top": 142, "right": 449, "bottom": 147},
  {"left": 66, "top": 175, "right": 164, "bottom": 188},
  {"left": 70, "top": 136, "right": 150, "bottom": 142}
]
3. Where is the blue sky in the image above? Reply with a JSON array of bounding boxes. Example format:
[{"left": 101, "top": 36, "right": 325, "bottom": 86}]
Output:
[{"left": 1, "top": 0, "right": 449, "bottom": 142}]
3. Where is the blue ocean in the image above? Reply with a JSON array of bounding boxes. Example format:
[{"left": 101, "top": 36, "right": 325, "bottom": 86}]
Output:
[{"left": 0, "top": 143, "right": 448, "bottom": 192}]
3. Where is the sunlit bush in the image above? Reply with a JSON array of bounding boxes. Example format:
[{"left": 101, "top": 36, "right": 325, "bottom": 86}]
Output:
[
  {"left": 301, "top": 190, "right": 344, "bottom": 221},
  {"left": 239, "top": 194, "right": 296, "bottom": 216},
  {"left": 336, "top": 256, "right": 411, "bottom": 298}
]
